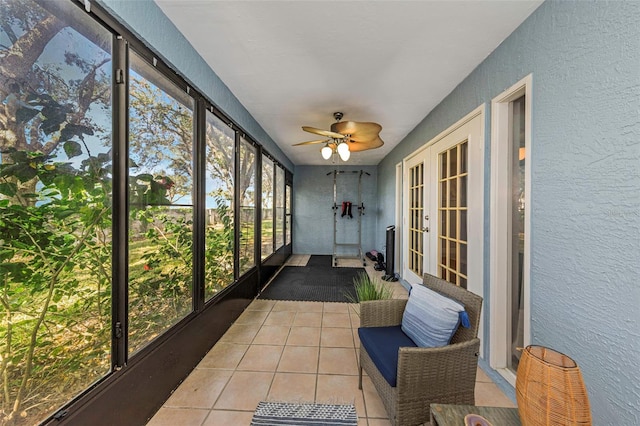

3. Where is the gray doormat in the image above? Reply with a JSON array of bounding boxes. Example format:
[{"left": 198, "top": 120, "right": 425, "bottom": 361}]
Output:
[{"left": 251, "top": 401, "right": 357, "bottom": 425}]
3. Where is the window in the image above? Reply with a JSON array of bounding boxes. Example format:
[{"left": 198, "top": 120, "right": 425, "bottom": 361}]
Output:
[
  {"left": 204, "top": 111, "right": 235, "bottom": 299},
  {"left": 0, "top": 0, "right": 294, "bottom": 422},
  {"left": 275, "top": 165, "right": 285, "bottom": 250},
  {"left": 285, "top": 183, "right": 292, "bottom": 246},
  {"left": 128, "top": 50, "right": 194, "bottom": 354},
  {"left": 261, "top": 155, "right": 274, "bottom": 260},
  {"left": 239, "top": 137, "right": 256, "bottom": 274},
  {"left": 0, "top": 1, "right": 113, "bottom": 423}
]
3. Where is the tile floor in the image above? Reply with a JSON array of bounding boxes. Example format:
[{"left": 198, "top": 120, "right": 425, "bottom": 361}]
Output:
[{"left": 148, "top": 255, "right": 515, "bottom": 425}]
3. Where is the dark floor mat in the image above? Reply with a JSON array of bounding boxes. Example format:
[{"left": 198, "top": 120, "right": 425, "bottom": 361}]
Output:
[
  {"left": 305, "top": 255, "right": 332, "bottom": 267},
  {"left": 258, "top": 265, "right": 365, "bottom": 303}
]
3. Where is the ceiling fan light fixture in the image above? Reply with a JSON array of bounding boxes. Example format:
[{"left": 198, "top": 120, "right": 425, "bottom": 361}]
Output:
[
  {"left": 338, "top": 146, "right": 350, "bottom": 162},
  {"left": 337, "top": 141, "right": 349, "bottom": 156},
  {"left": 321, "top": 144, "right": 333, "bottom": 160}
]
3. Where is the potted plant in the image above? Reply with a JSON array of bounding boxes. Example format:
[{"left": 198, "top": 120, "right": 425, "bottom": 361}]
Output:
[{"left": 348, "top": 272, "right": 394, "bottom": 303}]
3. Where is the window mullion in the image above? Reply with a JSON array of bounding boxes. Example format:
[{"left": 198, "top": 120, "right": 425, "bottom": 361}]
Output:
[
  {"left": 112, "top": 35, "right": 128, "bottom": 368},
  {"left": 193, "top": 99, "right": 207, "bottom": 311},
  {"left": 233, "top": 131, "right": 241, "bottom": 281}
]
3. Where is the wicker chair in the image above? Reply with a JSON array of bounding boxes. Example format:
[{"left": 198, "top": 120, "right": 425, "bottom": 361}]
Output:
[{"left": 358, "top": 273, "right": 483, "bottom": 426}]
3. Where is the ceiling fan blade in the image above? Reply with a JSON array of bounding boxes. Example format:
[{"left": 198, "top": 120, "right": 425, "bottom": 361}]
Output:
[
  {"left": 331, "top": 121, "right": 382, "bottom": 143},
  {"left": 292, "top": 139, "right": 329, "bottom": 146},
  {"left": 346, "top": 136, "right": 384, "bottom": 152},
  {"left": 302, "top": 126, "right": 345, "bottom": 139}
]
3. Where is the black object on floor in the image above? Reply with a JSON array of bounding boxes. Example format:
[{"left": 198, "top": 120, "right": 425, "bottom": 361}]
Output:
[
  {"left": 258, "top": 262, "right": 364, "bottom": 303},
  {"left": 305, "top": 255, "right": 332, "bottom": 267}
]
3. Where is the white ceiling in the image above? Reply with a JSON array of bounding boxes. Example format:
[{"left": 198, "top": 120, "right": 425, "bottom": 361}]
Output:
[{"left": 155, "top": 0, "right": 543, "bottom": 166}]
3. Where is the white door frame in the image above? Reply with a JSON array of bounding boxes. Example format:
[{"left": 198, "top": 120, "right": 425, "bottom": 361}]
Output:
[
  {"left": 490, "top": 75, "right": 532, "bottom": 385},
  {"left": 395, "top": 162, "right": 403, "bottom": 276},
  {"left": 400, "top": 105, "right": 485, "bottom": 315}
]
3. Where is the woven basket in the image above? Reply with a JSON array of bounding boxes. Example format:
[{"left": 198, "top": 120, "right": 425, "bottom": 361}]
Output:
[{"left": 516, "top": 345, "right": 592, "bottom": 426}]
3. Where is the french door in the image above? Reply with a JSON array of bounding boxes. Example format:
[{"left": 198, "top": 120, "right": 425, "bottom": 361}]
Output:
[
  {"left": 402, "top": 108, "right": 484, "bottom": 300},
  {"left": 403, "top": 153, "right": 429, "bottom": 285}
]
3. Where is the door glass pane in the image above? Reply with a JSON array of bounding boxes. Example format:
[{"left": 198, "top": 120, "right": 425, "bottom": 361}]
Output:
[
  {"left": 239, "top": 138, "right": 256, "bottom": 274},
  {"left": 437, "top": 141, "right": 468, "bottom": 288},
  {"left": 440, "top": 152, "right": 448, "bottom": 178},
  {"left": 261, "top": 155, "right": 274, "bottom": 260},
  {"left": 205, "top": 111, "right": 235, "bottom": 299},
  {"left": 449, "top": 146, "right": 458, "bottom": 176},
  {"left": 460, "top": 175, "right": 467, "bottom": 208},
  {"left": 510, "top": 95, "right": 526, "bottom": 373},
  {"left": 275, "top": 166, "right": 285, "bottom": 249},
  {"left": 0, "top": 1, "right": 112, "bottom": 422},
  {"left": 128, "top": 50, "right": 194, "bottom": 354}
]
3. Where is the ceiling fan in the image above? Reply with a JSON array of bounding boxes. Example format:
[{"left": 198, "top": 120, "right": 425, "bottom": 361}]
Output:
[{"left": 293, "top": 112, "right": 384, "bottom": 161}]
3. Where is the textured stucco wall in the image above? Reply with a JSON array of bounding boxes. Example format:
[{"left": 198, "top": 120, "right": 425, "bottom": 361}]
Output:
[
  {"left": 293, "top": 165, "right": 378, "bottom": 256},
  {"left": 377, "top": 1, "right": 640, "bottom": 424},
  {"left": 96, "top": 0, "right": 294, "bottom": 172}
]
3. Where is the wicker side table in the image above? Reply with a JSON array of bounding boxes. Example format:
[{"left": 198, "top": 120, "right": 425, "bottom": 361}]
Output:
[{"left": 430, "top": 404, "right": 521, "bottom": 426}]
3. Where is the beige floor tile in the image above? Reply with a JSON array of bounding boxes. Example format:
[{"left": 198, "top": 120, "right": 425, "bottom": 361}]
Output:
[
  {"left": 219, "top": 323, "right": 261, "bottom": 344},
  {"left": 264, "top": 310, "right": 296, "bottom": 326},
  {"left": 235, "top": 309, "right": 269, "bottom": 325},
  {"left": 322, "top": 312, "right": 352, "bottom": 328},
  {"left": 267, "top": 372, "right": 317, "bottom": 402},
  {"left": 349, "top": 303, "right": 360, "bottom": 316},
  {"left": 198, "top": 342, "right": 248, "bottom": 370},
  {"left": 202, "top": 409, "right": 254, "bottom": 425},
  {"left": 296, "top": 301, "right": 324, "bottom": 312},
  {"left": 164, "top": 369, "right": 232, "bottom": 409},
  {"left": 323, "top": 303, "right": 351, "bottom": 314},
  {"left": 350, "top": 311, "right": 362, "bottom": 328},
  {"left": 272, "top": 300, "right": 305, "bottom": 312},
  {"left": 320, "top": 327, "right": 356, "bottom": 348},
  {"left": 237, "top": 344, "right": 283, "bottom": 371},
  {"left": 318, "top": 347, "right": 359, "bottom": 375},
  {"left": 246, "top": 299, "right": 276, "bottom": 311},
  {"left": 287, "top": 327, "right": 321, "bottom": 346},
  {"left": 474, "top": 381, "right": 516, "bottom": 407},
  {"left": 352, "top": 328, "right": 361, "bottom": 349},
  {"left": 361, "top": 376, "right": 389, "bottom": 419},
  {"left": 253, "top": 325, "right": 290, "bottom": 345},
  {"left": 367, "top": 418, "right": 393, "bottom": 426},
  {"left": 214, "top": 371, "right": 274, "bottom": 411},
  {"left": 316, "top": 374, "right": 365, "bottom": 417},
  {"left": 293, "top": 312, "right": 323, "bottom": 327},
  {"left": 286, "top": 254, "right": 310, "bottom": 266},
  {"left": 147, "top": 407, "right": 209, "bottom": 426},
  {"left": 278, "top": 346, "right": 319, "bottom": 374},
  {"left": 476, "top": 367, "right": 493, "bottom": 383},
  {"left": 336, "top": 259, "right": 363, "bottom": 268}
]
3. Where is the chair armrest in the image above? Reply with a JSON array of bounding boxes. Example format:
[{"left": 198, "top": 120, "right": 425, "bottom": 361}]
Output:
[
  {"left": 396, "top": 338, "right": 481, "bottom": 401},
  {"left": 360, "top": 299, "right": 408, "bottom": 328}
]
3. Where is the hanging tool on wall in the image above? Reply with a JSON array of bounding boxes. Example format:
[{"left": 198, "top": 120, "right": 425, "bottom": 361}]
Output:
[{"left": 341, "top": 201, "right": 353, "bottom": 218}]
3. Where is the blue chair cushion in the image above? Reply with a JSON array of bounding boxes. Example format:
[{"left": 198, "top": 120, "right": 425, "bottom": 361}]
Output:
[
  {"left": 401, "top": 284, "right": 468, "bottom": 348},
  {"left": 358, "top": 325, "right": 417, "bottom": 387}
]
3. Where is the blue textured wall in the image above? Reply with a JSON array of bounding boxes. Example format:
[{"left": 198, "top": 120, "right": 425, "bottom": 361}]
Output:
[
  {"left": 96, "top": 0, "right": 293, "bottom": 172},
  {"left": 294, "top": 166, "right": 378, "bottom": 256},
  {"left": 377, "top": 2, "right": 640, "bottom": 424}
]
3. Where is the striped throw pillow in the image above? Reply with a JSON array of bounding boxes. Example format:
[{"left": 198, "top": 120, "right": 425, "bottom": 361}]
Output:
[{"left": 401, "top": 284, "right": 466, "bottom": 347}]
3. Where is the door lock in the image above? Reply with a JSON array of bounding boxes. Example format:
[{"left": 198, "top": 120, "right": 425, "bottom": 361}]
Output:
[{"left": 423, "top": 226, "right": 429, "bottom": 233}]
